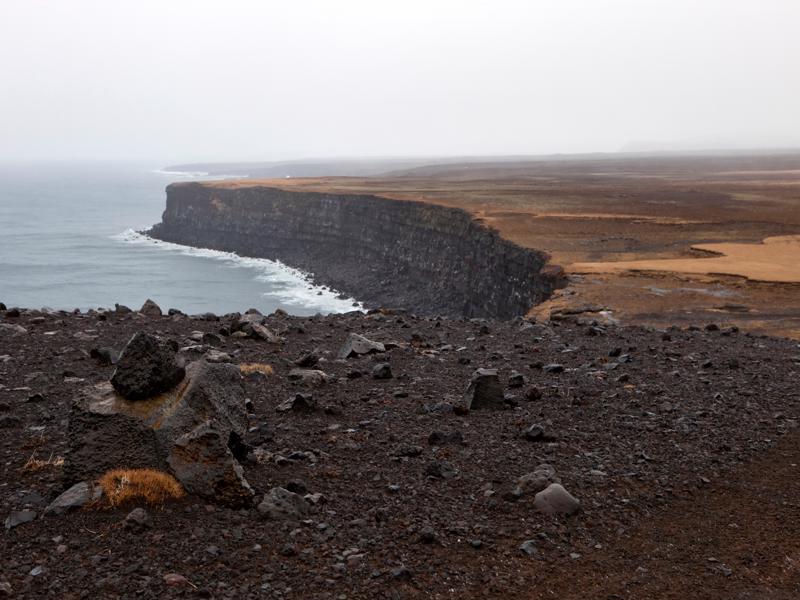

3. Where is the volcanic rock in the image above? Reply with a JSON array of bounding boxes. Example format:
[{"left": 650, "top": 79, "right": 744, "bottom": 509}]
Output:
[
  {"left": 45, "top": 481, "right": 103, "bottom": 516},
  {"left": 110, "top": 332, "right": 185, "bottom": 400},
  {"left": 517, "top": 464, "right": 560, "bottom": 495},
  {"left": 276, "top": 393, "right": 316, "bottom": 413},
  {"left": 251, "top": 322, "right": 280, "bottom": 343},
  {"left": 372, "top": 363, "right": 393, "bottom": 379},
  {"left": 338, "top": 333, "right": 385, "bottom": 359},
  {"left": 427, "top": 430, "right": 464, "bottom": 446},
  {"left": 0, "top": 323, "right": 27, "bottom": 337},
  {"left": 4, "top": 510, "right": 36, "bottom": 530},
  {"left": 66, "top": 361, "right": 251, "bottom": 505},
  {"left": 90, "top": 347, "right": 120, "bottom": 366},
  {"left": 425, "top": 460, "right": 457, "bottom": 479},
  {"left": 508, "top": 371, "right": 526, "bottom": 388},
  {"left": 123, "top": 507, "right": 152, "bottom": 532},
  {"left": 257, "top": 487, "right": 310, "bottom": 520},
  {"left": 533, "top": 483, "right": 580, "bottom": 515},
  {"left": 139, "top": 299, "right": 163, "bottom": 317},
  {"left": 287, "top": 368, "right": 328, "bottom": 387},
  {"left": 168, "top": 422, "right": 254, "bottom": 507},
  {"left": 464, "top": 368, "right": 504, "bottom": 410}
]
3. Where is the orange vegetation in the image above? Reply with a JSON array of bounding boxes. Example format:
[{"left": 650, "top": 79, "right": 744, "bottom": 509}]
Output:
[
  {"left": 239, "top": 363, "right": 274, "bottom": 377},
  {"left": 99, "top": 468, "right": 185, "bottom": 507}
]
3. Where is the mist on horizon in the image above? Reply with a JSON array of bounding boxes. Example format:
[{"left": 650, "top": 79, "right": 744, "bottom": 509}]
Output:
[{"left": 1, "top": 0, "right": 798, "bottom": 163}]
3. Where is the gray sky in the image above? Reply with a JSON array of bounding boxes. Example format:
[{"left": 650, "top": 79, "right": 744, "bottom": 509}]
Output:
[{"left": 1, "top": 0, "right": 799, "bottom": 161}]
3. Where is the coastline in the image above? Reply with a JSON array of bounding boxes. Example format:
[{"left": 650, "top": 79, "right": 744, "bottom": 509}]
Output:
[{"left": 148, "top": 182, "right": 564, "bottom": 319}]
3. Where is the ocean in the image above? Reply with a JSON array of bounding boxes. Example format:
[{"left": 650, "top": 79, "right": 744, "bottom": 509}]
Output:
[{"left": 0, "top": 161, "right": 359, "bottom": 315}]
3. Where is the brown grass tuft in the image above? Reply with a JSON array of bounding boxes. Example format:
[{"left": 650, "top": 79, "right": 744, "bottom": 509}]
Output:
[
  {"left": 99, "top": 468, "right": 185, "bottom": 507},
  {"left": 239, "top": 363, "right": 274, "bottom": 377},
  {"left": 22, "top": 452, "right": 64, "bottom": 473}
]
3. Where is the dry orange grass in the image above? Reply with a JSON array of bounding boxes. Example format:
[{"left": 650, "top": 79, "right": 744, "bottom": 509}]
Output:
[
  {"left": 239, "top": 363, "right": 274, "bottom": 377},
  {"left": 99, "top": 468, "right": 185, "bottom": 507}
]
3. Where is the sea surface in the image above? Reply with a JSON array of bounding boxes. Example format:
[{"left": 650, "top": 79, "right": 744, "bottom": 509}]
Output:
[{"left": 0, "top": 161, "right": 359, "bottom": 315}]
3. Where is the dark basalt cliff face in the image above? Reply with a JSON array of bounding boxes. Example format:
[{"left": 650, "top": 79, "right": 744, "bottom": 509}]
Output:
[{"left": 149, "top": 183, "right": 563, "bottom": 318}]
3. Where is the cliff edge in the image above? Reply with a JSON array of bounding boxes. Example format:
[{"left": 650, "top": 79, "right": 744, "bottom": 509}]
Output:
[{"left": 148, "top": 182, "right": 563, "bottom": 318}]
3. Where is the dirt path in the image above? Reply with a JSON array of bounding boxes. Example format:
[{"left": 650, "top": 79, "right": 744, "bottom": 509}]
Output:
[{"left": 531, "top": 430, "right": 800, "bottom": 599}]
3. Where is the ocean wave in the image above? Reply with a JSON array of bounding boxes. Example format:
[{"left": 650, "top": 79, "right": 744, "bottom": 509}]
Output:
[{"left": 112, "top": 229, "right": 362, "bottom": 314}]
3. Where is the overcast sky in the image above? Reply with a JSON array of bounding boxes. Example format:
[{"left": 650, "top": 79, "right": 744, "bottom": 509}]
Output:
[{"left": 1, "top": 0, "right": 798, "bottom": 162}]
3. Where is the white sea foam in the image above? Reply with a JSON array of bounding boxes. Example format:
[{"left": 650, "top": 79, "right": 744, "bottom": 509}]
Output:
[{"left": 112, "top": 229, "right": 362, "bottom": 314}]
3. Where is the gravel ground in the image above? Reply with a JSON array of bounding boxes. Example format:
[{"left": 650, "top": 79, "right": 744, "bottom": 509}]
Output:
[{"left": 1, "top": 305, "right": 798, "bottom": 599}]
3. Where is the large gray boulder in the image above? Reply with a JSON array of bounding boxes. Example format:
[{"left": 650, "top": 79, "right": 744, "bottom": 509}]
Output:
[
  {"left": 65, "top": 360, "right": 251, "bottom": 506},
  {"left": 464, "top": 368, "right": 504, "bottom": 410},
  {"left": 110, "top": 332, "right": 185, "bottom": 400}
]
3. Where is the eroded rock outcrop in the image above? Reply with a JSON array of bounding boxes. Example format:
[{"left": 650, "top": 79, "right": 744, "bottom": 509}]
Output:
[{"left": 65, "top": 359, "right": 252, "bottom": 506}]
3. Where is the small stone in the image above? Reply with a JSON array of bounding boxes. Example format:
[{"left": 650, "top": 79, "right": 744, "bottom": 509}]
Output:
[
  {"left": 427, "top": 430, "right": 464, "bottom": 446},
  {"left": 163, "top": 573, "right": 190, "bottom": 587},
  {"left": 276, "top": 393, "right": 317, "bottom": 413},
  {"left": 525, "top": 387, "right": 542, "bottom": 403},
  {"left": 393, "top": 444, "right": 423, "bottom": 457},
  {"left": 519, "top": 540, "right": 538, "bottom": 556},
  {"left": 418, "top": 526, "right": 437, "bottom": 544},
  {"left": 203, "top": 349, "right": 233, "bottom": 363},
  {"left": 523, "top": 424, "right": 546, "bottom": 441},
  {"left": 517, "top": 464, "right": 560, "bottom": 495},
  {"left": 508, "top": 371, "right": 526, "bottom": 388},
  {"left": 90, "top": 347, "right": 120, "bottom": 366},
  {"left": 4, "top": 509, "right": 37, "bottom": 530},
  {"left": 533, "top": 483, "right": 580, "bottom": 515},
  {"left": 425, "top": 460, "right": 457, "bottom": 480},
  {"left": 257, "top": 487, "right": 310, "bottom": 520},
  {"left": 124, "top": 507, "right": 152, "bottom": 532},
  {"left": 338, "top": 333, "right": 385, "bottom": 359},
  {"left": 543, "top": 363, "right": 564, "bottom": 373},
  {"left": 371, "top": 363, "right": 393, "bottom": 379},
  {"left": 250, "top": 322, "right": 280, "bottom": 343},
  {"left": 288, "top": 368, "right": 328, "bottom": 387},
  {"left": 45, "top": 481, "right": 103, "bottom": 516},
  {"left": 390, "top": 565, "right": 413, "bottom": 581}
]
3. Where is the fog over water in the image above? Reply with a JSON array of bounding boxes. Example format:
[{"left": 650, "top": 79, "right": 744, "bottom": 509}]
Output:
[{"left": 1, "top": 0, "right": 798, "bottom": 162}]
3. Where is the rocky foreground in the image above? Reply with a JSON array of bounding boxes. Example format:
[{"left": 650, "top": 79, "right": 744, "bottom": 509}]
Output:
[{"left": 0, "top": 302, "right": 799, "bottom": 599}]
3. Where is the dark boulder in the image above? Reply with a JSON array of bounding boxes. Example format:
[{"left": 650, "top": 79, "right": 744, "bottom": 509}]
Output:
[
  {"left": 110, "top": 332, "right": 185, "bottom": 400},
  {"left": 464, "top": 368, "right": 504, "bottom": 410},
  {"left": 139, "top": 299, "right": 163, "bottom": 317}
]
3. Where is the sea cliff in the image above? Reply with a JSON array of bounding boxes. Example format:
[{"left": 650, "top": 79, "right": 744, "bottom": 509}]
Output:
[{"left": 149, "top": 182, "right": 563, "bottom": 318}]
